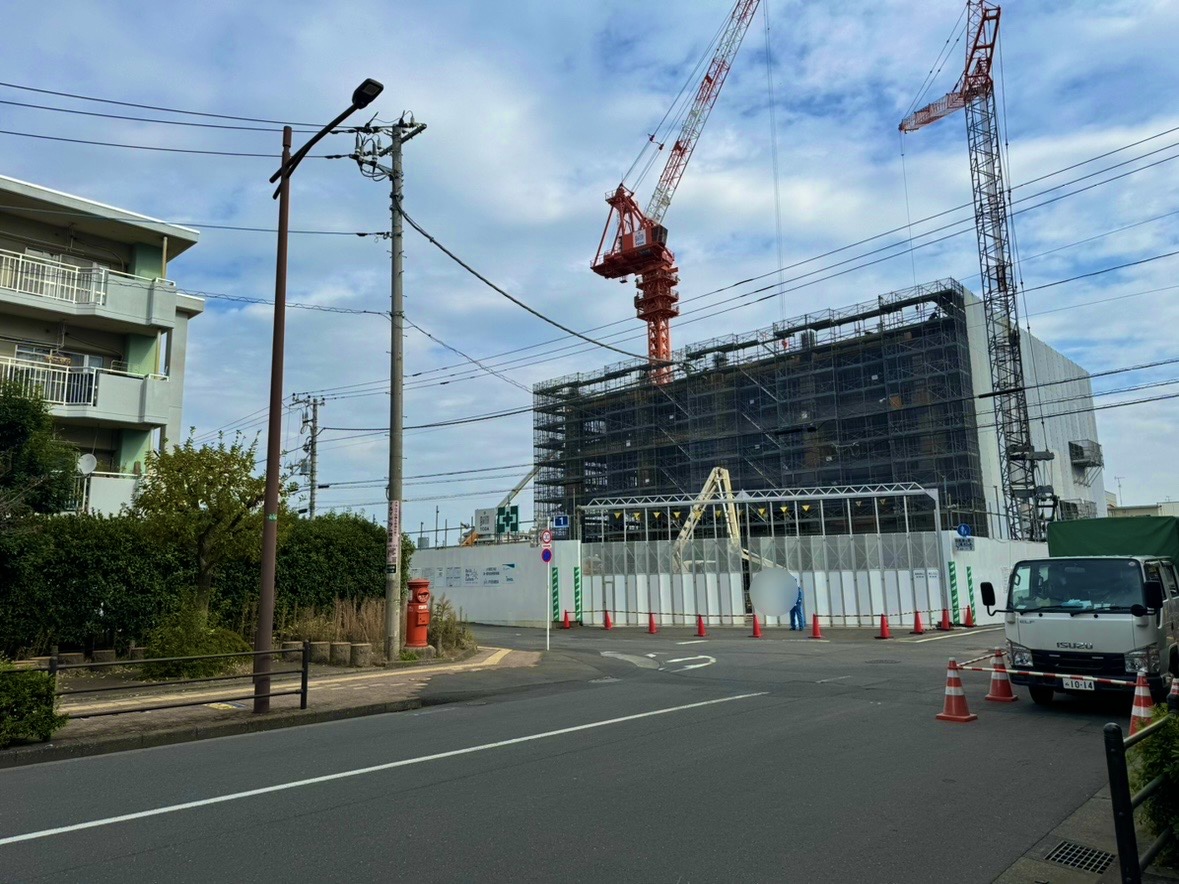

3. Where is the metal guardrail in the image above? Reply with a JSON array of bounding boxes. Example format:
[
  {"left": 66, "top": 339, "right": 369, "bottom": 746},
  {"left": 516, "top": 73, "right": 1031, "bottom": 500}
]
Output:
[
  {"left": 1104, "top": 699, "right": 1178, "bottom": 883},
  {"left": 3, "top": 643, "right": 310, "bottom": 717},
  {"left": 0, "top": 246, "right": 108, "bottom": 305}
]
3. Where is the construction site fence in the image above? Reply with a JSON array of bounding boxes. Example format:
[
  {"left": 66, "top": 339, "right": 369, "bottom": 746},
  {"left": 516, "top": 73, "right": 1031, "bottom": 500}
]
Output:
[{"left": 569, "top": 606, "right": 982, "bottom": 629}]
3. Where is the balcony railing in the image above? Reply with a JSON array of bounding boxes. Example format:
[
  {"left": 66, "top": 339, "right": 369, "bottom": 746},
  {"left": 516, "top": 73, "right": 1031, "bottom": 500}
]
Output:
[
  {"left": 0, "top": 247, "right": 108, "bottom": 306},
  {"left": 75, "top": 471, "right": 141, "bottom": 515},
  {"left": 0, "top": 355, "right": 167, "bottom": 407}
]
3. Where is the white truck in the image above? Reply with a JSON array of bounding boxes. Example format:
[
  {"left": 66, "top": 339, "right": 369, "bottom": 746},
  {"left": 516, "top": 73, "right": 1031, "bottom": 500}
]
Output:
[{"left": 981, "top": 555, "right": 1178, "bottom": 705}]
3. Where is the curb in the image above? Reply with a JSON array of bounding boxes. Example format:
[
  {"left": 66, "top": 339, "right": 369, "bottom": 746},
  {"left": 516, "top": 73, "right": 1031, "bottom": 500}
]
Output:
[{"left": 0, "top": 698, "right": 425, "bottom": 770}]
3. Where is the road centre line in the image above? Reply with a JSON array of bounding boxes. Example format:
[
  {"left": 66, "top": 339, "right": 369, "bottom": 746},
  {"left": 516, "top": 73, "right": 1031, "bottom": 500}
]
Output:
[
  {"left": 0, "top": 692, "right": 767, "bottom": 847},
  {"left": 911, "top": 626, "right": 1003, "bottom": 644},
  {"left": 676, "top": 640, "right": 708, "bottom": 645}
]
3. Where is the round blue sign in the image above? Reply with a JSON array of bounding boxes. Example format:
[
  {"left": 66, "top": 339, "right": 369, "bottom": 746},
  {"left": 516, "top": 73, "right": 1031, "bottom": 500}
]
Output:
[
  {"left": 956, "top": 524, "right": 972, "bottom": 538},
  {"left": 541, "top": 547, "right": 553, "bottom": 563}
]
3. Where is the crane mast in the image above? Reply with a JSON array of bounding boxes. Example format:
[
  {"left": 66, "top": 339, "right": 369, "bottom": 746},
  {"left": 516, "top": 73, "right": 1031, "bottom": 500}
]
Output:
[
  {"left": 593, "top": 0, "right": 760, "bottom": 383},
  {"left": 900, "top": 1, "right": 1045, "bottom": 541}
]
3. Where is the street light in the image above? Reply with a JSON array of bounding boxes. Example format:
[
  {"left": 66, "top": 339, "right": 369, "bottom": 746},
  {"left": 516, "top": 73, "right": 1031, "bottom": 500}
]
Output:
[{"left": 254, "top": 78, "right": 384, "bottom": 715}]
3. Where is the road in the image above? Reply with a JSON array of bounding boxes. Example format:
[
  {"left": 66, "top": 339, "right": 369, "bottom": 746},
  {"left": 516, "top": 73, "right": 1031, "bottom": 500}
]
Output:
[{"left": 0, "top": 624, "right": 1129, "bottom": 882}]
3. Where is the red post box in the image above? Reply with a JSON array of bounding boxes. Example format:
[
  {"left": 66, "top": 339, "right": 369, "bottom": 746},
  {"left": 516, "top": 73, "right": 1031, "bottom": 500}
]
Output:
[{"left": 404, "top": 578, "right": 431, "bottom": 648}]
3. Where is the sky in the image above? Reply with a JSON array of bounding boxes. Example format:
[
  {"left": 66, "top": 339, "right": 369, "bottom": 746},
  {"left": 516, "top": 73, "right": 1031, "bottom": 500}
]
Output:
[{"left": 1, "top": 0, "right": 1177, "bottom": 542}]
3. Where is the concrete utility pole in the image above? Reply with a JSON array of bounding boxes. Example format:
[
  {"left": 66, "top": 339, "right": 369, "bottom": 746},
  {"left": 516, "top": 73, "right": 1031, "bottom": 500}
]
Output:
[
  {"left": 353, "top": 115, "right": 427, "bottom": 664},
  {"left": 307, "top": 397, "right": 321, "bottom": 518}
]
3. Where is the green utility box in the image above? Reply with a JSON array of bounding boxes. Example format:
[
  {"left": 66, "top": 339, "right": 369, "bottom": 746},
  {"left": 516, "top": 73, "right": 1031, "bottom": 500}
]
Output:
[{"left": 1046, "top": 516, "right": 1179, "bottom": 561}]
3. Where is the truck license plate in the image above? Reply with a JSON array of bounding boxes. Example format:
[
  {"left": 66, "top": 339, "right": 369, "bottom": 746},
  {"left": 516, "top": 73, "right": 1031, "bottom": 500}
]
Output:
[{"left": 1062, "top": 677, "right": 1095, "bottom": 691}]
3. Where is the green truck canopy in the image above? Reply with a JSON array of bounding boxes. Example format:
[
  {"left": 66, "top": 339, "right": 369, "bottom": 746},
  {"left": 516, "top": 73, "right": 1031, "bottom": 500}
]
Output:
[{"left": 1047, "top": 516, "right": 1179, "bottom": 561}]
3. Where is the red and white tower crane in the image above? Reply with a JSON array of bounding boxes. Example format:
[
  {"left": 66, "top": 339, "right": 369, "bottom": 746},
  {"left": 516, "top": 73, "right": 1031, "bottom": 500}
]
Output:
[
  {"left": 901, "top": 1, "right": 1048, "bottom": 541},
  {"left": 592, "top": 0, "right": 760, "bottom": 383}
]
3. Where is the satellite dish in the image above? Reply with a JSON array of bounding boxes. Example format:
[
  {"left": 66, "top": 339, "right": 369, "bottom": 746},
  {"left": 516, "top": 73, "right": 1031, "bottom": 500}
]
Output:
[
  {"left": 77, "top": 453, "right": 98, "bottom": 476},
  {"left": 749, "top": 568, "right": 798, "bottom": 617}
]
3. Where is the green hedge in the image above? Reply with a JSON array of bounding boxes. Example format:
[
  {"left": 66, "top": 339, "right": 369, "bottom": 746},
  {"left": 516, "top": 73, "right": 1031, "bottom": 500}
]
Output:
[
  {"left": 0, "top": 512, "right": 412, "bottom": 658},
  {"left": 0, "top": 662, "right": 67, "bottom": 747}
]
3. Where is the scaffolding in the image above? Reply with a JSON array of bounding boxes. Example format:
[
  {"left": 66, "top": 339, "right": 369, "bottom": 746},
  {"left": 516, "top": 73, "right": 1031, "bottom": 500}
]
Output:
[{"left": 534, "top": 279, "right": 990, "bottom": 537}]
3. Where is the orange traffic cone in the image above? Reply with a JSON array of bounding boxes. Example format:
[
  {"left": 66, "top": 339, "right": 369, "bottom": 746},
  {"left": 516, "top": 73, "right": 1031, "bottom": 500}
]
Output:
[
  {"left": 603, "top": 610, "right": 613, "bottom": 631},
  {"left": 964, "top": 606, "right": 976, "bottom": 628},
  {"left": 910, "top": 610, "right": 925, "bottom": 635},
  {"left": 985, "top": 649, "right": 1017, "bottom": 702},
  {"left": 696, "top": 615, "right": 707, "bottom": 638},
  {"left": 936, "top": 659, "right": 978, "bottom": 723},
  {"left": 751, "top": 613, "right": 763, "bottom": 639},
  {"left": 1168, "top": 676, "right": 1179, "bottom": 712},
  {"left": 1129, "top": 670, "right": 1154, "bottom": 736},
  {"left": 648, "top": 612, "right": 658, "bottom": 635},
  {"left": 939, "top": 608, "right": 953, "bottom": 631},
  {"left": 562, "top": 610, "right": 571, "bottom": 630},
  {"left": 809, "top": 612, "right": 824, "bottom": 640},
  {"left": 874, "top": 613, "right": 893, "bottom": 640}
]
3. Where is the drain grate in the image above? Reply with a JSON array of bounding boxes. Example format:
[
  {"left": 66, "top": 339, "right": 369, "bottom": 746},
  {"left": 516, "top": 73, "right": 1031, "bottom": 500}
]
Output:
[{"left": 1045, "top": 840, "right": 1115, "bottom": 874}]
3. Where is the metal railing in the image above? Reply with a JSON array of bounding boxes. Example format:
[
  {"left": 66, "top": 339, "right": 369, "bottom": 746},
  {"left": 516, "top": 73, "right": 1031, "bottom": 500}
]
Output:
[
  {"left": 0, "top": 247, "right": 108, "bottom": 305},
  {"left": 4, "top": 644, "right": 310, "bottom": 718},
  {"left": 1104, "top": 701, "right": 1178, "bottom": 883},
  {"left": 0, "top": 356, "right": 170, "bottom": 408}
]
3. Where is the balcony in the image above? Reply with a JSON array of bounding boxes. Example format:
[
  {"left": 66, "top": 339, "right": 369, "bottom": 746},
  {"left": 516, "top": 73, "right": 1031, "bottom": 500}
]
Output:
[
  {"left": 0, "top": 356, "right": 171, "bottom": 428},
  {"left": 0, "top": 247, "right": 177, "bottom": 331},
  {"left": 76, "top": 472, "right": 140, "bottom": 515}
]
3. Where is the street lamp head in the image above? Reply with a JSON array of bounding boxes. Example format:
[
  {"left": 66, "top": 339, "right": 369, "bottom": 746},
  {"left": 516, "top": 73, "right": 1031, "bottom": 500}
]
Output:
[{"left": 353, "top": 79, "right": 384, "bottom": 109}]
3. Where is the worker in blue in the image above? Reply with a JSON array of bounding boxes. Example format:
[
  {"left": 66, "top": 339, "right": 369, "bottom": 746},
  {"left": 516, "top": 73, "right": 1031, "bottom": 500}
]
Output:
[{"left": 789, "top": 583, "right": 805, "bottom": 631}]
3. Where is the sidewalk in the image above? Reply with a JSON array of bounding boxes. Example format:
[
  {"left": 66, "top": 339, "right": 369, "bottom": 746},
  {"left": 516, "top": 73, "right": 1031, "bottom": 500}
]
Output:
[{"left": 0, "top": 646, "right": 538, "bottom": 769}]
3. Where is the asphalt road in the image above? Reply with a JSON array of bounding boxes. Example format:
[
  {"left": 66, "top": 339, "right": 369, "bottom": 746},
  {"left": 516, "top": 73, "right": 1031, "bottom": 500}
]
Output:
[{"left": 0, "top": 624, "right": 1129, "bottom": 883}]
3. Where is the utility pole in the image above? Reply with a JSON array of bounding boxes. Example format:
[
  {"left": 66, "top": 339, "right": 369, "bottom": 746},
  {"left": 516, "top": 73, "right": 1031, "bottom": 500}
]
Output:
[
  {"left": 293, "top": 395, "right": 323, "bottom": 517},
  {"left": 354, "top": 115, "right": 427, "bottom": 664},
  {"left": 1115, "top": 476, "right": 1125, "bottom": 507}
]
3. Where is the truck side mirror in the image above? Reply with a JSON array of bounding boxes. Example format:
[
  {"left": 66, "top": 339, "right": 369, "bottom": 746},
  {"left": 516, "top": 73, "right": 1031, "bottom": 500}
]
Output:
[
  {"left": 980, "top": 581, "right": 996, "bottom": 614},
  {"left": 1143, "top": 580, "right": 1164, "bottom": 610}
]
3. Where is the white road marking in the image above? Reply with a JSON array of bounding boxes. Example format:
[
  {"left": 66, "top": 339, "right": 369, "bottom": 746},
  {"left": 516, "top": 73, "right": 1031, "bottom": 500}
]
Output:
[
  {"left": 598, "top": 651, "right": 660, "bottom": 670},
  {"left": 676, "top": 639, "right": 709, "bottom": 645},
  {"left": 665, "top": 655, "right": 717, "bottom": 671},
  {"left": 0, "top": 692, "right": 767, "bottom": 847},
  {"left": 817, "top": 675, "right": 850, "bottom": 684},
  {"left": 911, "top": 626, "right": 1004, "bottom": 643}
]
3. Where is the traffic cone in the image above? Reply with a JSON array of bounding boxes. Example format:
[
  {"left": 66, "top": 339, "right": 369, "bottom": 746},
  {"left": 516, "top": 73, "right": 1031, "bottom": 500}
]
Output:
[
  {"left": 603, "top": 610, "right": 613, "bottom": 631},
  {"left": 936, "top": 659, "right": 978, "bottom": 723},
  {"left": 562, "top": 610, "right": 571, "bottom": 630},
  {"left": 648, "top": 612, "right": 658, "bottom": 635},
  {"left": 809, "top": 612, "right": 824, "bottom": 640},
  {"left": 696, "top": 615, "right": 707, "bottom": 638},
  {"left": 939, "top": 608, "right": 953, "bottom": 631},
  {"left": 874, "top": 613, "right": 893, "bottom": 640},
  {"left": 985, "top": 649, "right": 1017, "bottom": 702},
  {"left": 1167, "top": 677, "right": 1179, "bottom": 713},
  {"left": 910, "top": 610, "right": 925, "bottom": 635},
  {"left": 751, "top": 613, "right": 763, "bottom": 639},
  {"left": 964, "top": 606, "right": 976, "bottom": 628},
  {"left": 1129, "top": 670, "right": 1154, "bottom": 736}
]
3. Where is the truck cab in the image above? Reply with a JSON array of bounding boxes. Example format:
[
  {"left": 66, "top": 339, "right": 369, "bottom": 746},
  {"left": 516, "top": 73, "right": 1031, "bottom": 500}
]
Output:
[{"left": 983, "top": 556, "right": 1179, "bottom": 705}]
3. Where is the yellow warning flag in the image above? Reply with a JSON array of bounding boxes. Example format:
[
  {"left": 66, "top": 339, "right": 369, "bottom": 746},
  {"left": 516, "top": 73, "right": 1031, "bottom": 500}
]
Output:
[{"left": 614, "top": 511, "right": 622, "bottom": 519}]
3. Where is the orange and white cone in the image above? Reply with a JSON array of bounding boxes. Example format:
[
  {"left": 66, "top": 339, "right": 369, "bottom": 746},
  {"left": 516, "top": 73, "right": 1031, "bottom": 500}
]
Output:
[
  {"left": 603, "top": 610, "right": 613, "bottom": 631},
  {"left": 562, "top": 610, "right": 572, "bottom": 630},
  {"left": 696, "top": 614, "right": 707, "bottom": 638},
  {"left": 1167, "top": 676, "right": 1179, "bottom": 712},
  {"left": 751, "top": 613, "right": 763, "bottom": 639},
  {"left": 1129, "top": 670, "right": 1154, "bottom": 736},
  {"left": 874, "top": 613, "right": 893, "bottom": 640},
  {"left": 648, "top": 612, "right": 658, "bottom": 635},
  {"left": 809, "top": 613, "right": 824, "bottom": 640},
  {"left": 936, "top": 659, "right": 978, "bottom": 723},
  {"left": 985, "top": 649, "right": 1017, "bottom": 702},
  {"left": 910, "top": 610, "right": 925, "bottom": 635}
]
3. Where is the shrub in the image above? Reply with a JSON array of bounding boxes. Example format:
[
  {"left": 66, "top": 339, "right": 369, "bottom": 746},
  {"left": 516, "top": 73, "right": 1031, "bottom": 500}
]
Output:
[
  {"left": 1131, "top": 707, "right": 1179, "bottom": 868},
  {"left": 143, "top": 602, "right": 252, "bottom": 679},
  {"left": 427, "top": 596, "right": 476, "bottom": 653},
  {"left": 0, "top": 660, "right": 67, "bottom": 748}
]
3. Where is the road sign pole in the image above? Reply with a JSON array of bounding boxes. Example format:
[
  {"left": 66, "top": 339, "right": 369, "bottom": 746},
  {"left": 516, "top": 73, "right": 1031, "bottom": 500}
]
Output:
[{"left": 546, "top": 559, "right": 551, "bottom": 651}]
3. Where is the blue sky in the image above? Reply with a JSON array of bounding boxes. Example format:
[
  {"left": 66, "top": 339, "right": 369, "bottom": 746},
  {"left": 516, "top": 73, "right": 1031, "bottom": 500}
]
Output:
[{"left": 2, "top": 0, "right": 1177, "bottom": 538}]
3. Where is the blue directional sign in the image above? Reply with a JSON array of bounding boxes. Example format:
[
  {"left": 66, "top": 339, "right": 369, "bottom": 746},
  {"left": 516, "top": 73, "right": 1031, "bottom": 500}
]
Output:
[
  {"left": 553, "top": 514, "right": 569, "bottom": 530},
  {"left": 956, "top": 524, "right": 972, "bottom": 538}
]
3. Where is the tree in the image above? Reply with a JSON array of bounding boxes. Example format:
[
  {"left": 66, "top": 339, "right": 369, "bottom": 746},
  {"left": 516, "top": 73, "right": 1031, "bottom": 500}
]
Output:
[
  {"left": 131, "top": 433, "right": 283, "bottom": 624},
  {"left": 0, "top": 381, "right": 77, "bottom": 520}
]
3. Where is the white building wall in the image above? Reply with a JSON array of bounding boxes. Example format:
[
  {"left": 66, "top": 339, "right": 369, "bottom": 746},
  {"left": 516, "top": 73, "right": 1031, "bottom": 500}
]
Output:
[{"left": 964, "top": 293, "right": 1105, "bottom": 536}]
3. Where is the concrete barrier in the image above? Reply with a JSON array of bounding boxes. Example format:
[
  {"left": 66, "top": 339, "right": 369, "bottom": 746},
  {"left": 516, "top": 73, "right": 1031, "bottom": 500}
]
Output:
[
  {"left": 128, "top": 647, "right": 145, "bottom": 661},
  {"left": 310, "top": 642, "right": 330, "bottom": 664},
  {"left": 281, "top": 641, "right": 302, "bottom": 663},
  {"left": 58, "top": 652, "right": 85, "bottom": 666},
  {"left": 90, "top": 649, "right": 117, "bottom": 671},
  {"left": 349, "top": 643, "right": 372, "bottom": 668},
  {"left": 329, "top": 642, "right": 351, "bottom": 667}
]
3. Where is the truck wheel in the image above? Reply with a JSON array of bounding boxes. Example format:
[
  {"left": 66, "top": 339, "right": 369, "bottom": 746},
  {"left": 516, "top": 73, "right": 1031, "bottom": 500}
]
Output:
[{"left": 1029, "top": 686, "right": 1054, "bottom": 706}]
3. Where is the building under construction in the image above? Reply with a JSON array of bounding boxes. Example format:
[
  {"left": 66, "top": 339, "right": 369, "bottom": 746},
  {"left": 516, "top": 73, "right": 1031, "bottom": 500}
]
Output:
[{"left": 534, "top": 279, "right": 1105, "bottom": 542}]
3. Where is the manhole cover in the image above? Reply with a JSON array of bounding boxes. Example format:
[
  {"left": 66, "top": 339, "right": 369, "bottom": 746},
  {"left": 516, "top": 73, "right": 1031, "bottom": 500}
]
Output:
[
  {"left": 1045, "top": 840, "right": 1115, "bottom": 874},
  {"left": 864, "top": 659, "right": 901, "bottom": 665}
]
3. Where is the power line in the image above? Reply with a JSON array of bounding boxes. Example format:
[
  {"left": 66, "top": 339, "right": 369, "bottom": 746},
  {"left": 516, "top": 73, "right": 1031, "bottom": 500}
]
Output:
[
  {"left": 403, "top": 316, "right": 531, "bottom": 393},
  {"left": 0, "top": 127, "right": 352, "bottom": 158},
  {"left": 0, "top": 97, "right": 322, "bottom": 133}
]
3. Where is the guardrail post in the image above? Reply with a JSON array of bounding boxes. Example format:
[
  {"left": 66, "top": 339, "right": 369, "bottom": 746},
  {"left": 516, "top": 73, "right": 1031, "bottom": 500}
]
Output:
[
  {"left": 48, "top": 648, "right": 59, "bottom": 683},
  {"left": 1104, "top": 722, "right": 1140, "bottom": 884},
  {"left": 301, "top": 640, "right": 310, "bottom": 710}
]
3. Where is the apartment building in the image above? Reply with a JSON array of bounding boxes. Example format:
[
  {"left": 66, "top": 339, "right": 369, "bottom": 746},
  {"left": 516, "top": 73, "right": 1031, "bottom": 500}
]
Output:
[{"left": 0, "top": 174, "right": 203, "bottom": 513}]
